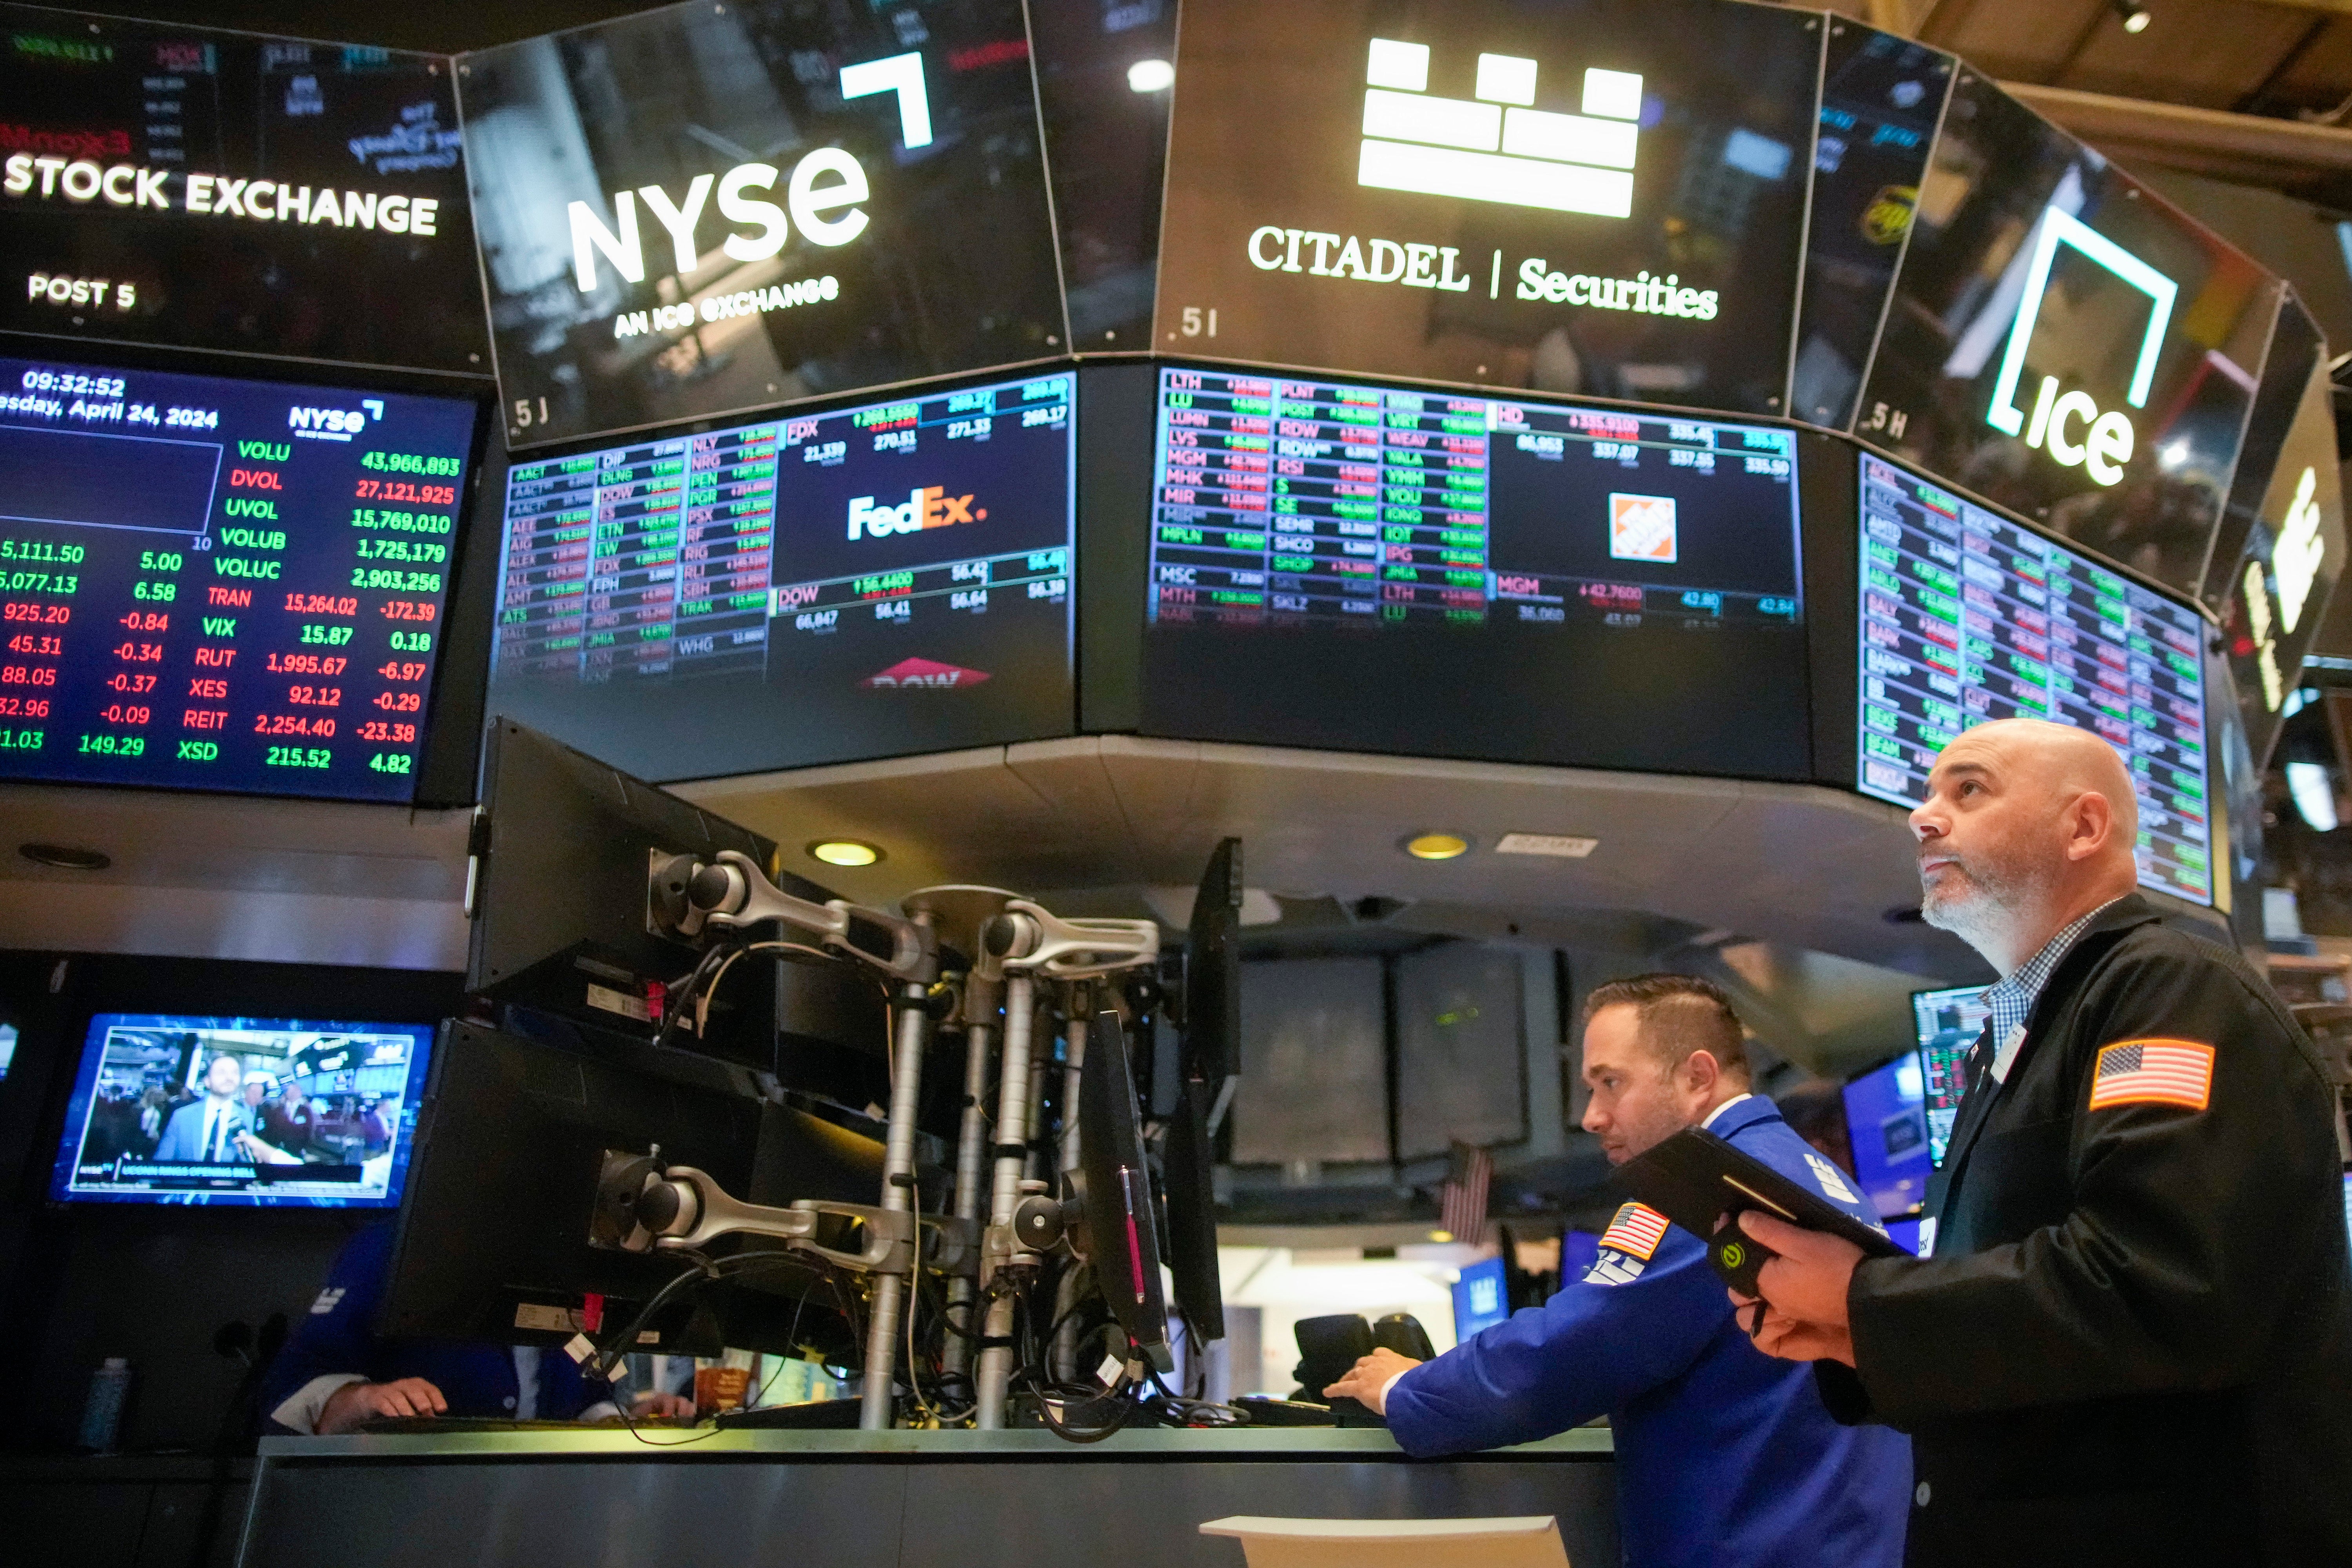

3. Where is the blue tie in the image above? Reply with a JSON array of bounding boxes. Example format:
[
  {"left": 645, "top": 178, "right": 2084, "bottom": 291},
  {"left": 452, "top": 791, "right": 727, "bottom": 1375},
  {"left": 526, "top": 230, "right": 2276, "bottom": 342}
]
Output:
[{"left": 209, "top": 1110, "right": 225, "bottom": 1161}]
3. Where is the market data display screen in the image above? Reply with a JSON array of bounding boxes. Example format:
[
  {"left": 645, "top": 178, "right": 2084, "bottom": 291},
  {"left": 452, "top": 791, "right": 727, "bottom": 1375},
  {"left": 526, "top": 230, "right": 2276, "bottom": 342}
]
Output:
[
  {"left": 1841, "top": 1052, "right": 1930, "bottom": 1219},
  {"left": 1140, "top": 366, "right": 1810, "bottom": 778},
  {"left": 1857, "top": 454, "right": 2213, "bottom": 904},
  {"left": 1452, "top": 1255, "right": 1509, "bottom": 1339},
  {"left": 49, "top": 1014, "right": 432, "bottom": 1207},
  {"left": 0, "top": 354, "right": 477, "bottom": 801},
  {"left": 487, "top": 373, "right": 1074, "bottom": 780},
  {"left": 1911, "top": 984, "right": 1989, "bottom": 1165}
]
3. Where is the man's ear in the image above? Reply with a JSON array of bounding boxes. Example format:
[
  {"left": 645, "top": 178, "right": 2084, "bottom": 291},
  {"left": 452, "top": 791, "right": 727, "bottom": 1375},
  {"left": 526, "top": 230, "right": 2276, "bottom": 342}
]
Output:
[
  {"left": 1681, "top": 1049, "right": 1720, "bottom": 1097},
  {"left": 2065, "top": 789, "right": 2114, "bottom": 861}
]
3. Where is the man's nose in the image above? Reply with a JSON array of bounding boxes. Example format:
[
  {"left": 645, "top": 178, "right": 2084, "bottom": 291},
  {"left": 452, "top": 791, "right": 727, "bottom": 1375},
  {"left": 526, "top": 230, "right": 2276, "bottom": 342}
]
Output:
[{"left": 1909, "top": 802, "right": 1944, "bottom": 842}]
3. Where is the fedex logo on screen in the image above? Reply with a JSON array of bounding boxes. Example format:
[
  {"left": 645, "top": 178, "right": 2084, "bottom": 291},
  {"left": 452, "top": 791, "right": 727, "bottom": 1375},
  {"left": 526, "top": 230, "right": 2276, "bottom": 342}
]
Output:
[
  {"left": 1983, "top": 206, "right": 2178, "bottom": 489},
  {"left": 848, "top": 486, "right": 987, "bottom": 540}
]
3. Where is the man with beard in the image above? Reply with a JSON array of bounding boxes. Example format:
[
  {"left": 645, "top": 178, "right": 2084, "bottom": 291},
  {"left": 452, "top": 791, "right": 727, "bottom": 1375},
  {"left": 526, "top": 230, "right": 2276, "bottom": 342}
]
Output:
[{"left": 1731, "top": 718, "right": 2352, "bottom": 1566}]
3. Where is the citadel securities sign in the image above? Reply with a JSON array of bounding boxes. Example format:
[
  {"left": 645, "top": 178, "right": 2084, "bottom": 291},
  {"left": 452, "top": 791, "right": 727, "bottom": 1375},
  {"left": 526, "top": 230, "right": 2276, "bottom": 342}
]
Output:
[
  {"left": 1155, "top": 0, "right": 1821, "bottom": 417},
  {"left": 457, "top": 0, "right": 1066, "bottom": 449},
  {"left": 0, "top": 7, "right": 484, "bottom": 373}
]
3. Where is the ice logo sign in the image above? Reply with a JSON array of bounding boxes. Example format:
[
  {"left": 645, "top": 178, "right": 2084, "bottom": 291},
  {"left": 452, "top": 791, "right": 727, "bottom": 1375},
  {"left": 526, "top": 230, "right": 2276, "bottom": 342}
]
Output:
[
  {"left": 1356, "top": 38, "right": 1643, "bottom": 218},
  {"left": 1984, "top": 206, "right": 2178, "bottom": 488}
]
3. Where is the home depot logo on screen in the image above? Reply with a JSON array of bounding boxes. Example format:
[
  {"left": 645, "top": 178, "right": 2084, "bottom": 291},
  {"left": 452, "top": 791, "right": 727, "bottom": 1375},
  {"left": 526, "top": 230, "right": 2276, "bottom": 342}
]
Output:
[
  {"left": 1357, "top": 38, "right": 1642, "bottom": 218},
  {"left": 1983, "top": 205, "right": 2178, "bottom": 489},
  {"left": 1609, "top": 493, "right": 1678, "bottom": 563},
  {"left": 862, "top": 657, "right": 990, "bottom": 689}
]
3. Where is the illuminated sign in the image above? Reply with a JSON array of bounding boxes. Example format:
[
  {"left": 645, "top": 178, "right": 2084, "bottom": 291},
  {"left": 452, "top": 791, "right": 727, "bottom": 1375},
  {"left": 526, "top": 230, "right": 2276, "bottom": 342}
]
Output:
[
  {"left": 1154, "top": 0, "right": 1817, "bottom": 416},
  {"left": 457, "top": 0, "right": 1063, "bottom": 449},
  {"left": 2274, "top": 466, "right": 2326, "bottom": 634},
  {"left": 1983, "top": 207, "right": 2176, "bottom": 488},
  {"left": 1354, "top": 39, "right": 1642, "bottom": 218}
]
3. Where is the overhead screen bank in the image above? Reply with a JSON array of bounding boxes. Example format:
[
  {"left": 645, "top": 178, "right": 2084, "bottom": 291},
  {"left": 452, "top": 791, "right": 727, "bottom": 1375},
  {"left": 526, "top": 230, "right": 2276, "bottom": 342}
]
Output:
[{"left": 0, "top": 0, "right": 2344, "bottom": 1551}]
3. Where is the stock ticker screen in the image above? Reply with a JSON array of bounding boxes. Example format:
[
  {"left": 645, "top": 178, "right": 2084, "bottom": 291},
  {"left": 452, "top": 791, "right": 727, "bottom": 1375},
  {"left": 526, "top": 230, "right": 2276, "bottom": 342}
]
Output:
[
  {"left": 1857, "top": 454, "right": 2213, "bottom": 905},
  {"left": 0, "top": 354, "right": 476, "bottom": 801},
  {"left": 1909, "top": 984, "right": 1988, "bottom": 1166},
  {"left": 1140, "top": 365, "right": 1810, "bottom": 777},
  {"left": 486, "top": 373, "right": 1075, "bottom": 780}
]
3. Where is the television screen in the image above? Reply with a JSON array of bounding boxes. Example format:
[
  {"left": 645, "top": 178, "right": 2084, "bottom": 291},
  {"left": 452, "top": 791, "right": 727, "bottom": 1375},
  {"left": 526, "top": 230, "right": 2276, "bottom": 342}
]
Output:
[
  {"left": 49, "top": 1014, "right": 432, "bottom": 1207},
  {"left": 0, "top": 1020, "right": 15, "bottom": 1082},
  {"left": 1852, "top": 73, "right": 2278, "bottom": 598},
  {"left": 1841, "top": 1052, "right": 1930, "bottom": 1219},
  {"left": 1452, "top": 1254, "right": 1509, "bottom": 1339},
  {"left": 0, "top": 5, "right": 483, "bottom": 372},
  {"left": 456, "top": 0, "right": 1063, "bottom": 450},
  {"left": 1153, "top": 0, "right": 1821, "bottom": 417},
  {"left": 1140, "top": 365, "right": 1809, "bottom": 777},
  {"left": 1787, "top": 23, "right": 1952, "bottom": 430},
  {"left": 1910, "top": 984, "right": 1989, "bottom": 1166},
  {"left": 1857, "top": 452, "right": 2213, "bottom": 905},
  {"left": 485, "top": 372, "right": 1074, "bottom": 781},
  {"left": 0, "top": 352, "right": 479, "bottom": 801}
]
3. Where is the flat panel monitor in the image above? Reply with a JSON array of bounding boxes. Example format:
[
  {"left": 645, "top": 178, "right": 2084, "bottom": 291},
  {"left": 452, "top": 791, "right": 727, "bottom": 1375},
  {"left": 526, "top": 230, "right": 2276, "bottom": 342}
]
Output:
[
  {"left": 1141, "top": 366, "right": 1809, "bottom": 778},
  {"left": 0, "top": 1021, "right": 15, "bottom": 1082},
  {"left": 1153, "top": 0, "right": 1821, "bottom": 417},
  {"left": 1910, "top": 984, "right": 1989, "bottom": 1166},
  {"left": 1857, "top": 452, "right": 2214, "bottom": 905},
  {"left": 49, "top": 1013, "right": 431, "bottom": 1207},
  {"left": 0, "top": 351, "right": 479, "bottom": 801},
  {"left": 1788, "top": 24, "right": 1952, "bottom": 430},
  {"left": 485, "top": 372, "right": 1074, "bottom": 781},
  {"left": 1841, "top": 1052, "right": 1929, "bottom": 1219},
  {"left": 0, "top": 6, "right": 482, "bottom": 372},
  {"left": 1452, "top": 1254, "right": 1509, "bottom": 1340},
  {"left": 457, "top": 0, "right": 1063, "bottom": 450},
  {"left": 1853, "top": 72, "right": 2279, "bottom": 599},
  {"left": 1884, "top": 1215, "right": 1923, "bottom": 1254}
]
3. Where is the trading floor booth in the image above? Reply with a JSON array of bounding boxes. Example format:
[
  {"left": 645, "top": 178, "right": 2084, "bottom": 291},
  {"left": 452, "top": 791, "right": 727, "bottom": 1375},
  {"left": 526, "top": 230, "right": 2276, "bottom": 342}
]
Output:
[{"left": 0, "top": 2, "right": 2341, "bottom": 1565}]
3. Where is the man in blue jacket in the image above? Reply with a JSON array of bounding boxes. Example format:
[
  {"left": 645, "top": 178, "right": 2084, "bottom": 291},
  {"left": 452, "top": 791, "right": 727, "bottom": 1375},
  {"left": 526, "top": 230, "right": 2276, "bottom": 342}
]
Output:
[
  {"left": 262, "top": 1221, "right": 695, "bottom": 1434},
  {"left": 1325, "top": 975, "right": 1911, "bottom": 1568}
]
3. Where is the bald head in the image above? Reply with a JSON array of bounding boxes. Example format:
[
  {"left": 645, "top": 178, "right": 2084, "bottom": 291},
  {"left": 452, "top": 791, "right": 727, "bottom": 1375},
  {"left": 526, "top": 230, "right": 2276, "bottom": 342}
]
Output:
[{"left": 1909, "top": 719, "right": 2141, "bottom": 973}]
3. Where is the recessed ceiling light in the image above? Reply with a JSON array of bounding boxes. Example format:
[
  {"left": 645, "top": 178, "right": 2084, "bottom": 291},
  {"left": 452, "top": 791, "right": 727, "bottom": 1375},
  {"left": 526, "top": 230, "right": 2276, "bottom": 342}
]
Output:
[
  {"left": 1403, "top": 833, "right": 1470, "bottom": 860},
  {"left": 808, "top": 840, "right": 882, "bottom": 868},
  {"left": 2112, "top": 0, "right": 2151, "bottom": 33},
  {"left": 20, "top": 842, "right": 110, "bottom": 871},
  {"left": 1127, "top": 58, "right": 1175, "bottom": 93}
]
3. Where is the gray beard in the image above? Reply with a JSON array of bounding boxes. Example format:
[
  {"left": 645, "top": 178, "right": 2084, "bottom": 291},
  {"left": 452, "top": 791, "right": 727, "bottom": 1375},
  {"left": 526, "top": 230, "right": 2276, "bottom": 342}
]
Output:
[{"left": 1918, "top": 862, "right": 2040, "bottom": 960}]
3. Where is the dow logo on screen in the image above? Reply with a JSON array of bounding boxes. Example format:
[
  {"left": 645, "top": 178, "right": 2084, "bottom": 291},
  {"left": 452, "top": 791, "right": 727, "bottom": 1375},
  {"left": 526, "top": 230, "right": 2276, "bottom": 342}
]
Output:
[{"left": 1356, "top": 38, "right": 1642, "bottom": 219}]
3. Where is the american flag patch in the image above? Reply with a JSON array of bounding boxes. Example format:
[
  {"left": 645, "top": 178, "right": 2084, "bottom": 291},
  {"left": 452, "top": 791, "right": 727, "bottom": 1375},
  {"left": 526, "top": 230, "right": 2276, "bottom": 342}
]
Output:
[
  {"left": 2088, "top": 1038, "right": 2214, "bottom": 1112},
  {"left": 1599, "top": 1201, "right": 1670, "bottom": 1262}
]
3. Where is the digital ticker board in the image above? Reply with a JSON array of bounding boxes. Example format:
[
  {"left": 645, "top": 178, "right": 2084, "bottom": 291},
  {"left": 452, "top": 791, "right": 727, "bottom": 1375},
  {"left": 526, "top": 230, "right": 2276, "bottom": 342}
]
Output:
[
  {"left": 1856, "top": 454, "right": 2212, "bottom": 905},
  {"left": 1146, "top": 366, "right": 1802, "bottom": 630},
  {"left": 1138, "top": 365, "right": 1813, "bottom": 780},
  {"left": 487, "top": 372, "right": 1076, "bottom": 781},
  {"left": 0, "top": 354, "right": 477, "bottom": 802}
]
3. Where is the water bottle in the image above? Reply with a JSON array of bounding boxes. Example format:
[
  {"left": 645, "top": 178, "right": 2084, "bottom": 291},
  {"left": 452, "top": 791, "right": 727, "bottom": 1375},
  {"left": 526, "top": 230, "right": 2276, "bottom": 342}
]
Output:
[{"left": 78, "top": 1357, "right": 131, "bottom": 1453}]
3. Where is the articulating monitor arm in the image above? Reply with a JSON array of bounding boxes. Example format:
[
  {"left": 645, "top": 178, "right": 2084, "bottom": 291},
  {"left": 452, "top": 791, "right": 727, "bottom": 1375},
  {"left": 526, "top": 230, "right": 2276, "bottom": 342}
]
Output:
[
  {"left": 592, "top": 1151, "right": 975, "bottom": 1277},
  {"left": 665, "top": 849, "right": 936, "bottom": 983}
]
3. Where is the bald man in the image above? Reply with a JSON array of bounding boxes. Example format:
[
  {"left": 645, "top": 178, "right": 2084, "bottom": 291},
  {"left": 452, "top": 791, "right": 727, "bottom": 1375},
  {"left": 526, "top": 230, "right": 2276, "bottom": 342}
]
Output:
[{"left": 1734, "top": 719, "right": 2352, "bottom": 1566}]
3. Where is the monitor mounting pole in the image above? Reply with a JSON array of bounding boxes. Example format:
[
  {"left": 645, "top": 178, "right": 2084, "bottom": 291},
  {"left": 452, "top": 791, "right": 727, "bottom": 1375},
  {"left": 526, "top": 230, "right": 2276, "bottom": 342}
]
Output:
[
  {"left": 675, "top": 850, "right": 940, "bottom": 1429},
  {"left": 968, "top": 903, "right": 1159, "bottom": 1429}
]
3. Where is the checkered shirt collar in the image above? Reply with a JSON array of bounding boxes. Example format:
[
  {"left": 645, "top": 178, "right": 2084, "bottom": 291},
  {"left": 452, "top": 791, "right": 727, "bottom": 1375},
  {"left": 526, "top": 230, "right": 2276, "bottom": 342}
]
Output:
[{"left": 1978, "top": 899, "right": 2121, "bottom": 1047}]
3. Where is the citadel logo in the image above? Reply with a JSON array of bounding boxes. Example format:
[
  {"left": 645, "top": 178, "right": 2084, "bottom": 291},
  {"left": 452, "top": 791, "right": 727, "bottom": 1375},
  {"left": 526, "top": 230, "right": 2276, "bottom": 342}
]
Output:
[
  {"left": 1355, "top": 38, "right": 1642, "bottom": 218},
  {"left": 862, "top": 656, "right": 989, "bottom": 689},
  {"left": 1985, "top": 206, "right": 2178, "bottom": 489}
]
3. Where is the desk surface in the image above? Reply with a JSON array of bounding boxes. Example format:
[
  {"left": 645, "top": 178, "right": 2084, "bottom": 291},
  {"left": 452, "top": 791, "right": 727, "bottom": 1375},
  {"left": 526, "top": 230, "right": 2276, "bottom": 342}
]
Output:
[{"left": 260, "top": 1425, "right": 1615, "bottom": 1461}]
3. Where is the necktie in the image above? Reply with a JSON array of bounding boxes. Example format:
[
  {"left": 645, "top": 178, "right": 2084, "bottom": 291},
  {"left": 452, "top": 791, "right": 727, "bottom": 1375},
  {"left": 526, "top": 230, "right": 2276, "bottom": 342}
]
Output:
[{"left": 207, "top": 1109, "right": 223, "bottom": 1161}]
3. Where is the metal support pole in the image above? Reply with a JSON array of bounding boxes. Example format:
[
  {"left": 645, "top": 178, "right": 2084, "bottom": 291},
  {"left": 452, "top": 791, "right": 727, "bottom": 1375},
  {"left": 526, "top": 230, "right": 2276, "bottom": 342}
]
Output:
[
  {"left": 1058, "top": 997, "right": 1088, "bottom": 1174},
  {"left": 860, "top": 977, "right": 933, "bottom": 1430},
  {"left": 941, "top": 972, "right": 999, "bottom": 1385},
  {"left": 974, "top": 972, "right": 1037, "bottom": 1429}
]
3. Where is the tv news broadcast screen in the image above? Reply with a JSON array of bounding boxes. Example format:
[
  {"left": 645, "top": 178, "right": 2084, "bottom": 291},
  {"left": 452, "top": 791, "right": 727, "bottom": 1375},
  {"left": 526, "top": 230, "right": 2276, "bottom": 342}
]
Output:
[{"left": 49, "top": 1014, "right": 432, "bottom": 1207}]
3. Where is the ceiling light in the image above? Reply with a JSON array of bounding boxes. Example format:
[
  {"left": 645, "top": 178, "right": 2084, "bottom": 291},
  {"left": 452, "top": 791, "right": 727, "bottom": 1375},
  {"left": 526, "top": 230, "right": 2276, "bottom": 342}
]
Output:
[
  {"left": 1403, "top": 833, "right": 1471, "bottom": 860},
  {"left": 20, "top": 842, "right": 110, "bottom": 871},
  {"left": 808, "top": 839, "right": 882, "bottom": 867},
  {"left": 1127, "top": 58, "right": 1174, "bottom": 93},
  {"left": 2287, "top": 763, "right": 2338, "bottom": 832},
  {"left": 2112, "top": 0, "right": 2151, "bottom": 34}
]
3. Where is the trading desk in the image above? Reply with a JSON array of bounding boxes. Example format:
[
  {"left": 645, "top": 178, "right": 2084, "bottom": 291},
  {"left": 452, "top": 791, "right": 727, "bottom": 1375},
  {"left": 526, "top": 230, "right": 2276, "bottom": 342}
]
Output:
[{"left": 236, "top": 1426, "right": 1617, "bottom": 1568}]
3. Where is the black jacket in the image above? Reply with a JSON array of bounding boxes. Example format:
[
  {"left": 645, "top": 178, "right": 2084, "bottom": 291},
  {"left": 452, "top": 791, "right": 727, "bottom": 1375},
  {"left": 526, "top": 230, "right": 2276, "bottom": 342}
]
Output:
[{"left": 1819, "top": 897, "right": 2352, "bottom": 1566}]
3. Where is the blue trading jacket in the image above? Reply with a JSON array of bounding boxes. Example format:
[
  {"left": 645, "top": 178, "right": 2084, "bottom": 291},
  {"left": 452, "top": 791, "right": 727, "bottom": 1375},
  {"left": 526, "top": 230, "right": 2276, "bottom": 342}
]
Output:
[
  {"left": 1386, "top": 1097, "right": 1913, "bottom": 1568},
  {"left": 262, "top": 1221, "right": 613, "bottom": 1431}
]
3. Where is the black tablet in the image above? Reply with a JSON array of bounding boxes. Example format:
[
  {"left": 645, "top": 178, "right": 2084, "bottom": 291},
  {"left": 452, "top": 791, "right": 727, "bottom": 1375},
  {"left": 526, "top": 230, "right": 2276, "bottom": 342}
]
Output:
[{"left": 1610, "top": 1127, "right": 1906, "bottom": 1296}]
